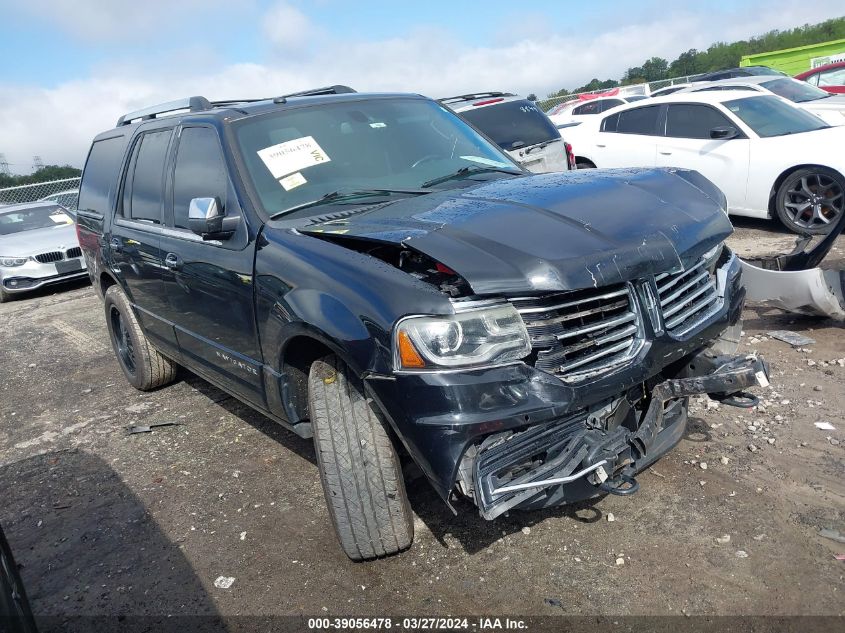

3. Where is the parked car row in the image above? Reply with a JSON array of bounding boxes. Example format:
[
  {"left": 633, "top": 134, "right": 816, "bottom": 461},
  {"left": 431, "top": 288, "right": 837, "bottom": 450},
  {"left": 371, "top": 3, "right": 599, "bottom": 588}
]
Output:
[{"left": 562, "top": 91, "right": 845, "bottom": 234}]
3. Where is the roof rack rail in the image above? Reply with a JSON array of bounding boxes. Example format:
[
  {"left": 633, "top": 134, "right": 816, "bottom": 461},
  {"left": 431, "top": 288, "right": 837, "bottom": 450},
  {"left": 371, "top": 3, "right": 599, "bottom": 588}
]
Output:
[
  {"left": 272, "top": 85, "right": 356, "bottom": 103},
  {"left": 117, "top": 96, "right": 213, "bottom": 127},
  {"left": 438, "top": 92, "right": 513, "bottom": 105}
]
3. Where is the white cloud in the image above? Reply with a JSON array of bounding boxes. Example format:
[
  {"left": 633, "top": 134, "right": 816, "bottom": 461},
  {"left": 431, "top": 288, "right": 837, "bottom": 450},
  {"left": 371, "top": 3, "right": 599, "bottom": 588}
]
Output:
[
  {"left": 1, "top": 0, "right": 842, "bottom": 171},
  {"left": 8, "top": 0, "right": 230, "bottom": 40},
  {"left": 261, "top": 2, "right": 314, "bottom": 50}
]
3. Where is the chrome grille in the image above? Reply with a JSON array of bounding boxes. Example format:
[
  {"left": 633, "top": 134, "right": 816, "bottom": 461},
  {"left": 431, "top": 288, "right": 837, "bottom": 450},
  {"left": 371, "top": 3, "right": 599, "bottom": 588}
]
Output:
[
  {"left": 511, "top": 283, "right": 640, "bottom": 380},
  {"left": 655, "top": 256, "right": 721, "bottom": 336},
  {"left": 66, "top": 247, "right": 82, "bottom": 259},
  {"left": 35, "top": 251, "right": 63, "bottom": 263}
]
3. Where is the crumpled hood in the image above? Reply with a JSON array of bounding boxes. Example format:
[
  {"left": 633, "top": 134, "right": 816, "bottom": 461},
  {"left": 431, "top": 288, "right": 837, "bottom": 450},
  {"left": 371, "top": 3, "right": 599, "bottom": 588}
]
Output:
[
  {"left": 302, "top": 168, "right": 733, "bottom": 295},
  {"left": 0, "top": 223, "right": 79, "bottom": 258}
]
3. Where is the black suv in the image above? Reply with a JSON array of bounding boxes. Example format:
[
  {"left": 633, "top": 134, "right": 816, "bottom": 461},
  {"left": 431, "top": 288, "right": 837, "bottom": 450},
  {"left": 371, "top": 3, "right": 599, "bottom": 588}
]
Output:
[{"left": 77, "top": 86, "right": 768, "bottom": 560}]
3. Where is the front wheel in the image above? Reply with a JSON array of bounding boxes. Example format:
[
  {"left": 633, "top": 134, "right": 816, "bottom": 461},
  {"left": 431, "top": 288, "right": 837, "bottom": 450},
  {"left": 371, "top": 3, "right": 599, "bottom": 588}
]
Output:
[
  {"left": 308, "top": 355, "right": 413, "bottom": 560},
  {"left": 775, "top": 167, "right": 844, "bottom": 235},
  {"left": 104, "top": 285, "right": 177, "bottom": 390}
]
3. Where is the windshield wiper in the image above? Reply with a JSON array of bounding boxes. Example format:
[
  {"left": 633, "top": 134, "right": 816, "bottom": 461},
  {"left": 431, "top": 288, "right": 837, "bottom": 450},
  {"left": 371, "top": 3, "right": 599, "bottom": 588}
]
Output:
[
  {"left": 421, "top": 166, "right": 522, "bottom": 188},
  {"left": 270, "top": 188, "right": 429, "bottom": 219},
  {"left": 524, "top": 138, "right": 561, "bottom": 154}
]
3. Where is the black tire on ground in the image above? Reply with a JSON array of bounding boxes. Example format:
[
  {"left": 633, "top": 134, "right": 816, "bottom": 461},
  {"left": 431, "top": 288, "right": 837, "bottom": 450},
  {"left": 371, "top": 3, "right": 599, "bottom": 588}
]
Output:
[
  {"left": 576, "top": 160, "right": 596, "bottom": 169},
  {"left": 0, "top": 288, "right": 9, "bottom": 303},
  {"left": 308, "top": 354, "right": 413, "bottom": 561},
  {"left": 775, "top": 167, "right": 845, "bottom": 235},
  {"left": 103, "top": 285, "right": 177, "bottom": 391}
]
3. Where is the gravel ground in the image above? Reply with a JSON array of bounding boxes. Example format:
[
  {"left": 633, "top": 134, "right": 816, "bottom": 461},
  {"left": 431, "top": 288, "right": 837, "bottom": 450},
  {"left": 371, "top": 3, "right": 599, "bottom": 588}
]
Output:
[{"left": 0, "top": 219, "right": 843, "bottom": 623}]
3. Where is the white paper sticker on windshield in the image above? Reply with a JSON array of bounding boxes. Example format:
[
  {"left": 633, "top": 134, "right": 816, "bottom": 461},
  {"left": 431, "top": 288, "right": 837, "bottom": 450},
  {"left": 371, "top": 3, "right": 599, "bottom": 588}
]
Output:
[
  {"left": 257, "top": 136, "right": 331, "bottom": 179},
  {"left": 369, "top": 122, "right": 387, "bottom": 128},
  {"left": 280, "top": 172, "right": 307, "bottom": 191},
  {"left": 460, "top": 155, "right": 512, "bottom": 168},
  {"left": 49, "top": 212, "right": 73, "bottom": 224}
]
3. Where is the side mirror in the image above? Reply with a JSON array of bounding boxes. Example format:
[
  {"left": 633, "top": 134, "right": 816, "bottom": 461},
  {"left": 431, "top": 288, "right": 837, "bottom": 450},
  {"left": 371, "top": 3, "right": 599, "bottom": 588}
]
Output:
[
  {"left": 188, "top": 197, "right": 239, "bottom": 240},
  {"left": 710, "top": 126, "right": 739, "bottom": 140}
]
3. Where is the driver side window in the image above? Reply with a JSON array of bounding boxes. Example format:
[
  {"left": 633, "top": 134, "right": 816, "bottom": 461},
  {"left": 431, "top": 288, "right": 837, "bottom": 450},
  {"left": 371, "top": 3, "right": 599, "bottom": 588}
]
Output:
[
  {"left": 172, "top": 127, "right": 228, "bottom": 231},
  {"left": 665, "top": 104, "right": 734, "bottom": 139}
]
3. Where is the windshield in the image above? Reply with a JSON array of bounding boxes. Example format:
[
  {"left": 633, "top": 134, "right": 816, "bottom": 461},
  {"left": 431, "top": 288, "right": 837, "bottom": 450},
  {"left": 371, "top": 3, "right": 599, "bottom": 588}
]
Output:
[
  {"left": 457, "top": 100, "right": 560, "bottom": 150},
  {"left": 761, "top": 78, "right": 830, "bottom": 103},
  {"left": 723, "top": 95, "right": 829, "bottom": 137},
  {"left": 0, "top": 205, "right": 74, "bottom": 235},
  {"left": 234, "top": 97, "right": 520, "bottom": 217}
]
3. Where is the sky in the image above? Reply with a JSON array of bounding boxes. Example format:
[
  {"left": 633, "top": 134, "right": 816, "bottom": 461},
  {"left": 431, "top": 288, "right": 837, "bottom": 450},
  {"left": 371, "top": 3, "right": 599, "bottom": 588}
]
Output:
[{"left": 0, "top": 0, "right": 842, "bottom": 173}]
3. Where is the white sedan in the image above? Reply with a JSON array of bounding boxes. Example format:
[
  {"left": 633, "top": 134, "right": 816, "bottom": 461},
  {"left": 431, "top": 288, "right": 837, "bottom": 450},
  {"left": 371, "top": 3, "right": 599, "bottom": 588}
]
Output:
[
  {"left": 564, "top": 91, "right": 845, "bottom": 234},
  {"left": 677, "top": 76, "right": 845, "bottom": 126}
]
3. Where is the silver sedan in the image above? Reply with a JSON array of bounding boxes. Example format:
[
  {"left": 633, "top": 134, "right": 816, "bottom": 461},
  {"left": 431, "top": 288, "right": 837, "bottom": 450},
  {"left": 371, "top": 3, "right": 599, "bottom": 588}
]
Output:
[{"left": 0, "top": 202, "right": 88, "bottom": 302}]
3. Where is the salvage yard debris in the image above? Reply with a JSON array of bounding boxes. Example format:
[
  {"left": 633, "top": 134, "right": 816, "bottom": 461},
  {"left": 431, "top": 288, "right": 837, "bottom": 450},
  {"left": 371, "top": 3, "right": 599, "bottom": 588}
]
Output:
[
  {"left": 127, "top": 421, "right": 181, "bottom": 435},
  {"left": 768, "top": 330, "right": 816, "bottom": 347},
  {"left": 213, "top": 576, "right": 236, "bottom": 589}
]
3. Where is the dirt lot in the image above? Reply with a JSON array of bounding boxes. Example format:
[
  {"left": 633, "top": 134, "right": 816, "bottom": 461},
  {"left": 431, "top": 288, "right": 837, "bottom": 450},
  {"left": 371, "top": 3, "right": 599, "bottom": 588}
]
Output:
[{"left": 1, "top": 219, "right": 843, "bottom": 625}]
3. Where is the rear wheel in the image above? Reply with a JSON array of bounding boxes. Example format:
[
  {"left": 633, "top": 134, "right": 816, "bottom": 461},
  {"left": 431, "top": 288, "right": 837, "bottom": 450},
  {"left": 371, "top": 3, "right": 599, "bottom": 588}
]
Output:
[
  {"left": 104, "top": 285, "right": 177, "bottom": 390},
  {"left": 576, "top": 159, "right": 596, "bottom": 170},
  {"left": 308, "top": 354, "right": 413, "bottom": 560},
  {"left": 775, "top": 167, "right": 844, "bottom": 235}
]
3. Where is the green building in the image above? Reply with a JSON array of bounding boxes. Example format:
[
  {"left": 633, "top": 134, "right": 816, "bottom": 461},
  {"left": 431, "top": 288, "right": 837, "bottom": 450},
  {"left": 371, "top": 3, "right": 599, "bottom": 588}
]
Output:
[{"left": 740, "top": 38, "right": 845, "bottom": 75}]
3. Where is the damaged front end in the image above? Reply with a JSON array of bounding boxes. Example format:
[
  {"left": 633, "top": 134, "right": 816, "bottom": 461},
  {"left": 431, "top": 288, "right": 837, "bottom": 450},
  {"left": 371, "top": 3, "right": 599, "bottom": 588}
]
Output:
[{"left": 462, "top": 353, "right": 768, "bottom": 520}]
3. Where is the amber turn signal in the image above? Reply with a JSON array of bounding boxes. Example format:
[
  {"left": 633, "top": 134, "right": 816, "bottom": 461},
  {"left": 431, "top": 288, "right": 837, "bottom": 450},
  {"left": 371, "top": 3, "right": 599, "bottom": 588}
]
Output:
[{"left": 397, "top": 330, "right": 426, "bottom": 368}]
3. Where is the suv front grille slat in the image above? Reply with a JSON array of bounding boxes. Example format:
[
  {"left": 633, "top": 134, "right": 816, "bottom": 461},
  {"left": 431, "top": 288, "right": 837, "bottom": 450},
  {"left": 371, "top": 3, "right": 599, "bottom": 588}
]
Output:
[
  {"left": 511, "top": 283, "right": 640, "bottom": 380},
  {"left": 66, "top": 247, "right": 82, "bottom": 259},
  {"left": 655, "top": 256, "right": 721, "bottom": 336},
  {"left": 35, "top": 251, "right": 63, "bottom": 263}
]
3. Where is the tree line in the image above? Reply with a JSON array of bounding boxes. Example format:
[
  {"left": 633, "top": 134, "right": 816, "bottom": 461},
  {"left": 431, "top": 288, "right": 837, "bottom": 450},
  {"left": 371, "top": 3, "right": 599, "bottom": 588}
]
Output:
[
  {"left": 548, "top": 16, "right": 845, "bottom": 98},
  {"left": 0, "top": 165, "right": 82, "bottom": 189}
]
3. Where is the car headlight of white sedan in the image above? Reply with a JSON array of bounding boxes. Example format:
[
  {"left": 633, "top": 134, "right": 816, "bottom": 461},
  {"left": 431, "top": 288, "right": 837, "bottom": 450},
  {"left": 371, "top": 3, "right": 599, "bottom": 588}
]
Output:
[{"left": 0, "top": 256, "right": 28, "bottom": 267}]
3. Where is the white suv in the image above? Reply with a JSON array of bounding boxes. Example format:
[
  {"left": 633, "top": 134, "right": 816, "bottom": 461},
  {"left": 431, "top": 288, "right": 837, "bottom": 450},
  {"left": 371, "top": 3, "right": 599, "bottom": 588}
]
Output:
[{"left": 440, "top": 92, "right": 574, "bottom": 173}]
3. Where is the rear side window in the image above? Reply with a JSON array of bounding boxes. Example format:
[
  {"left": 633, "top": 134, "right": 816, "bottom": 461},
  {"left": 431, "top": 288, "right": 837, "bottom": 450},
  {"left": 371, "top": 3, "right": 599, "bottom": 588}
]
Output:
[
  {"left": 122, "top": 130, "right": 171, "bottom": 223},
  {"left": 665, "top": 104, "right": 733, "bottom": 139},
  {"left": 78, "top": 136, "right": 126, "bottom": 216},
  {"left": 458, "top": 100, "right": 560, "bottom": 150},
  {"left": 819, "top": 68, "right": 845, "bottom": 87},
  {"left": 572, "top": 101, "right": 601, "bottom": 116},
  {"left": 602, "top": 105, "right": 660, "bottom": 135},
  {"left": 172, "top": 127, "right": 228, "bottom": 230}
]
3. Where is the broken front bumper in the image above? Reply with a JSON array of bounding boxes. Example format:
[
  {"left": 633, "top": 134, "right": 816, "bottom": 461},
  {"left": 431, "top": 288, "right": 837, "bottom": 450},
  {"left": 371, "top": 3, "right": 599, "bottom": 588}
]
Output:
[{"left": 469, "top": 353, "right": 769, "bottom": 519}]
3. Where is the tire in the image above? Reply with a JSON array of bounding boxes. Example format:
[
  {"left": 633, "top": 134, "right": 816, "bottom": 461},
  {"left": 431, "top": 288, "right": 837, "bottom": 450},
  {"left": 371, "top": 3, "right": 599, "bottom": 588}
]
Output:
[
  {"left": 0, "top": 287, "right": 9, "bottom": 303},
  {"left": 308, "top": 355, "right": 413, "bottom": 560},
  {"left": 576, "top": 160, "right": 596, "bottom": 170},
  {"left": 775, "top": 167, "right": 845, "bottom": 235},
  {"left": 0, "top": 525, "right": 37, "bottom": 633},
  {"left": 104, "top": 285, "right": 177, "bottom": 391}
]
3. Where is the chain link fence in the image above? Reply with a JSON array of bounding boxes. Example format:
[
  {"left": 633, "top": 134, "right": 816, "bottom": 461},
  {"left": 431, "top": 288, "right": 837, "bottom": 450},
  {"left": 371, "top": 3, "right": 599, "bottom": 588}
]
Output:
[{"left": 0, "top": 177, "right": 81, "bottom": 210}]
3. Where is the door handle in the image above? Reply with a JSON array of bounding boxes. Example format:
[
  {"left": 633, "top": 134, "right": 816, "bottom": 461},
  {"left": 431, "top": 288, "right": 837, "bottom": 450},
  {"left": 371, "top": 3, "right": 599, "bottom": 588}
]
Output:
[
  {"left": 659, "top": 150, "right": 673, "bottom": 155},
  {"left": 164, "top": 253, "right": 183, "bottom": 271},
  {"left": 109, "top": 237, "right": 122, "bottom": 253},
  {"left": 596, "top": 144, "right": 607, "bottom": 148}
]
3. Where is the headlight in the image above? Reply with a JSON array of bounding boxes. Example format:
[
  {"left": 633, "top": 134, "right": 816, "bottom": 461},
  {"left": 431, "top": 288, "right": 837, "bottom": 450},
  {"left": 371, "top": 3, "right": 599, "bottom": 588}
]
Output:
[
  {"left": 702, "top": 243, "right": 724, "bottom": 268},
  {"left": 394, "top": 304, "right": 531, "bottom": 371},
  {"left": 0, "top": 256, "right": 28, "bottom": 267}
]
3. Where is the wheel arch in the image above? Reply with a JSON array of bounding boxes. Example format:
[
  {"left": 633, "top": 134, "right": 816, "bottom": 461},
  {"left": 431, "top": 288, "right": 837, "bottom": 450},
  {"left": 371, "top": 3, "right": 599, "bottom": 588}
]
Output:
[
  {"left": 277, "top": 330, "right": 361, "bottom": 425},
  {"left": 98, "top": 270, "right": 120, "bottom": 299}
]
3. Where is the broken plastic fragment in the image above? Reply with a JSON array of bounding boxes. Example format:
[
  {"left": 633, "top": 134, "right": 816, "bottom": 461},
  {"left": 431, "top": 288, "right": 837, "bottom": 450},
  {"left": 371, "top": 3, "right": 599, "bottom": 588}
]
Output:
[{"left": 213, "top": 576, "right": 235, "bottom": 589}]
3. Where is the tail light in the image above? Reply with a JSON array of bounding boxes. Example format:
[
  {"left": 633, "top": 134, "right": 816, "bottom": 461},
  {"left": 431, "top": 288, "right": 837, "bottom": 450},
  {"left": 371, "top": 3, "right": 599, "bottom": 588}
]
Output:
[{"left": 564, "top": 142, "right": 576, "bottom": 170}]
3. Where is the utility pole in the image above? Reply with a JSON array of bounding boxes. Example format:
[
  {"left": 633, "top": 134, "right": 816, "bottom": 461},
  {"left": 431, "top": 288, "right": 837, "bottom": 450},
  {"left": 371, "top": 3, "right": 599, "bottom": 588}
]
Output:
[
  {"left": 0, "top": 154, "right": 10, "bottom": 176},
  {"left": 32, "top": 156, "right": 45, "bottom": 173}
]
